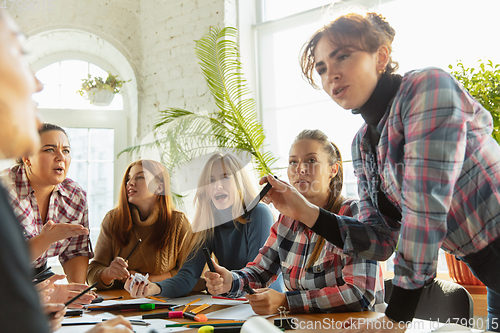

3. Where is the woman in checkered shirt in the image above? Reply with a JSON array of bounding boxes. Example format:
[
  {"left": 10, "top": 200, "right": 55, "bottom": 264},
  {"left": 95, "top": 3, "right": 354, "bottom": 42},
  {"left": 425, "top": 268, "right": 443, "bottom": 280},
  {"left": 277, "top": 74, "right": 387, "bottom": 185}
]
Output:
[
  {"left": 2, "top": 123, "right": 91, "bottom": 283},
  {"left": 204, "top": 129, "right": 384, "bottom": 314}
]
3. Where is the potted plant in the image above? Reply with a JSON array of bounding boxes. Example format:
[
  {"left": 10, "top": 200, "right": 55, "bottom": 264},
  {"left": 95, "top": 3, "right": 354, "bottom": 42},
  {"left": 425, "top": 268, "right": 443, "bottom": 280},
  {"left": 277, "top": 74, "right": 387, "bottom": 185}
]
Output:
[
  {"left": 445, "top": 59, "right": 500, "bottom": 288},
  {"left": 77, "top": 72, "right": 130, "bottom": 106}
]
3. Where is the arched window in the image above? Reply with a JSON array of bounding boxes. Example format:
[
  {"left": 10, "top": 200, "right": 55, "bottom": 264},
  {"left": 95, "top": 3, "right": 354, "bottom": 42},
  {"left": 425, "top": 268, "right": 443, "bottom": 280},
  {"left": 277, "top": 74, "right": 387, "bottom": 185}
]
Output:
[{"left": 34, "top": 60, "right": 123, "bottom": 110}]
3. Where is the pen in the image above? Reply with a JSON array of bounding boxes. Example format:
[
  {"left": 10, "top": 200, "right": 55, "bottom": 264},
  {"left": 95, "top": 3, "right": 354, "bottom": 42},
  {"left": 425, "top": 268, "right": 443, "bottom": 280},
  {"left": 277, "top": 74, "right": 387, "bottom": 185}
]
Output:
[
  {"left": 103, "top": 318, "right": 150, "bottom": 326},
  {"left": 211, "top": 296, "right": 247, "bottom": 301},
  {"left": 125, "top": 238, "right": 142, "bottom": 261},
  {"left": 147, "top": 295, "right": 166, "bottom": 303},
  {"left": 32, "top": 266, "right": 52, "bottom": 281}
]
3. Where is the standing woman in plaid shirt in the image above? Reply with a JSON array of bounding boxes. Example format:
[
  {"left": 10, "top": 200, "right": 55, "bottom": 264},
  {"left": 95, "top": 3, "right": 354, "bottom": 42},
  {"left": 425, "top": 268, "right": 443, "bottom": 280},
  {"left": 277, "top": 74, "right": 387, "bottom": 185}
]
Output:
[
  {"left": 205, "top": 129, "right": 384, "bottom": 315},
  {"left": 2, "top": 123, "right": 91, "bottom": 283},
  {"left": 260, "top": 12, "right": 500, "bottom": 332}
]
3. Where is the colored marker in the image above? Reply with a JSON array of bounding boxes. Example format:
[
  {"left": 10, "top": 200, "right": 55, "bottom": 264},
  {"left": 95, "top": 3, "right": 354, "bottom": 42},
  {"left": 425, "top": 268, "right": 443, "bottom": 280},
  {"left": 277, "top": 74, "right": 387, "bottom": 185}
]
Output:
[
  {"left": 188, "top": 322, "right": 245, "bottom": 328},
  {"left": 203, "top": 248, "right": 216, "bottom": 272},
  {"left": 87, "top": 303, "right": 157, "bottom": 311},
  {"left": 142, "top": 311, "right": 183, "bottom": 319},
  {"left": 243, "top": 284, "right": 255, "bottom": 295},
  {"left": 184, "top": 311, "right": 208, "bottom": 322},
  {"left": 198, "top": 325, "right": 242, "bottom": 333}
]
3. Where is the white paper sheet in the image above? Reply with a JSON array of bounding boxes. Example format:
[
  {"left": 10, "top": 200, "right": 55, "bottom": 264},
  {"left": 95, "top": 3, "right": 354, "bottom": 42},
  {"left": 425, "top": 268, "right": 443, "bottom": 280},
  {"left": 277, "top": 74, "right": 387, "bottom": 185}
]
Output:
[
  {"left": 55, "top": 312, "right": 190, "bottom": 333},
  {"left": 206, "top": 303, "right": 270, "bottom": 321}
]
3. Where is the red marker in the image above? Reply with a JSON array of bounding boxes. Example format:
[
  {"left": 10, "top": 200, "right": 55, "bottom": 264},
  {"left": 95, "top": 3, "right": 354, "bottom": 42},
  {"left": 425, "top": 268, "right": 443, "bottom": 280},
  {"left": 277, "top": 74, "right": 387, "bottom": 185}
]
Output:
[{"left": 142, "top": 311, "right": 183, "bottom": 319}]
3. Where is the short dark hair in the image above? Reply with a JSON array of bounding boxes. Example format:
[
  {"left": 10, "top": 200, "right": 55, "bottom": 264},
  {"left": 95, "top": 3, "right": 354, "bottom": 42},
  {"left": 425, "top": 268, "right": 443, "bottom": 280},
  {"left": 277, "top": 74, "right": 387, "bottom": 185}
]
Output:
[{"left": 16, "top": 123, "right": 69, "bottom": 164}]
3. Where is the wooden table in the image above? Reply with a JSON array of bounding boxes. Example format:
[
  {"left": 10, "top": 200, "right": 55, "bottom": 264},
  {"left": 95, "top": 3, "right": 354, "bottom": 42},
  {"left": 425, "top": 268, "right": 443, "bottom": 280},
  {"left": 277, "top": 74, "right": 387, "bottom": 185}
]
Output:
[{"left": 94, "top": 289, "right": 384, "bottom": 332}]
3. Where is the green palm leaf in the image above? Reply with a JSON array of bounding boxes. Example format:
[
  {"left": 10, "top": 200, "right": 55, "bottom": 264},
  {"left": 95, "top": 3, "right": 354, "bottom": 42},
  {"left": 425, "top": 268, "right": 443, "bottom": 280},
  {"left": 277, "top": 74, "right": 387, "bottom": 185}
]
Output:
[{"left": 119, "top": 26, "right": 277, "bottom": 195}]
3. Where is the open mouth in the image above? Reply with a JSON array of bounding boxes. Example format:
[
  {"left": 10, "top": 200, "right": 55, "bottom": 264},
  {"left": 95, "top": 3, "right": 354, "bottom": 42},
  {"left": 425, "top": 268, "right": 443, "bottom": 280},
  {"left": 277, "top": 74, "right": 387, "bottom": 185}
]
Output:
[
  {"left": 53, "top": 167, "right": 64, "bottom": 174},
  {"left": 334, "top": 86, "right": 346, "bottom": 96},
  {"left": 128, "top": 189, "right": 136, "bottom": 196},
  {"left": 214, "top": 194, "right": 228, "bottom": 201}
]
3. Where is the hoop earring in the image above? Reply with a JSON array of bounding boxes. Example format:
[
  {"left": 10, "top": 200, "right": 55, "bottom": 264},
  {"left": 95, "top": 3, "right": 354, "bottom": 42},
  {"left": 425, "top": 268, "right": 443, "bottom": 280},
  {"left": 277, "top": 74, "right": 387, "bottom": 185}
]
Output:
[{"left": 26, "top": 165, "right": 32, "bottom": 176}]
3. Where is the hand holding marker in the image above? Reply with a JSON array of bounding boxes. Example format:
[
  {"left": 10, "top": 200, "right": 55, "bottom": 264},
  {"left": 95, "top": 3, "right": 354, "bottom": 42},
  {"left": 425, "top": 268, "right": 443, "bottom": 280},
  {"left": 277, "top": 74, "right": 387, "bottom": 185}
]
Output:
[{"left": 49, "top": 282, "right": 98, "bottom": 317}]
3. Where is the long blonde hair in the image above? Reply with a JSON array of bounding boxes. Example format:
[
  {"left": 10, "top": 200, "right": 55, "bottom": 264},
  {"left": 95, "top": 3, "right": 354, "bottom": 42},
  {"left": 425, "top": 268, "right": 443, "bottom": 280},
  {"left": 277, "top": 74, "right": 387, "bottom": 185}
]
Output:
[
  {"left": 292, "top": 130, "right": 344, "bottom": 269},
  {"left": 188, "top": 152, "right": 258, "bottom": 257}
]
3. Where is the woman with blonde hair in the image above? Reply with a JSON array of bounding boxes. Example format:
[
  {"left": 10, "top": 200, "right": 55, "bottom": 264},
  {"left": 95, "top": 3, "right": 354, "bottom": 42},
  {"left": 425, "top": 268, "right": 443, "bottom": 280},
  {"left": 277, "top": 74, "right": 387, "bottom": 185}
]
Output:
[
  {"left": 205, "top": 130, "right": 384, "bottom": 315},
  {"left": 125, "top": 151, "right": 283, "bottom": 298},
  {"left": 88, "top": 159, "right": 192, "bottom": 289}
]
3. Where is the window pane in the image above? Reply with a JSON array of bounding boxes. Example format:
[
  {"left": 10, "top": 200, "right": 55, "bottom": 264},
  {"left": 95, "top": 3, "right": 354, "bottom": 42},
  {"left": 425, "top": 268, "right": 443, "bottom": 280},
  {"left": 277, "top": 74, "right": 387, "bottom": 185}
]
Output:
[
  {"left": 62, "top": 84, "right": 89, "bottom": 109},
  {"left": 89, "top": 129, "right": 114, "bottom": 161},
  {"left": 89, "top": 63, "right": 109, "bottom": 80},
  {"left": 89, "top": 162, "right": 114, "bottom": 230},
  {"left": 67, "top": 161, "right": 88, "bottom": 192},
  {"left": 33, "top": 84, "right": 60, "bottom": 109},
  {"left": 36, "top": 62, "right": 60, "bottom": 85},
  {"left": 61, "top": 60, "right": 88, "bottom": 86},
  {"left": 263, "top": 0, "right": 334, "bottom": 21},
  {"left": 65, "top": 128, "right": 88, "bottom": 160}
]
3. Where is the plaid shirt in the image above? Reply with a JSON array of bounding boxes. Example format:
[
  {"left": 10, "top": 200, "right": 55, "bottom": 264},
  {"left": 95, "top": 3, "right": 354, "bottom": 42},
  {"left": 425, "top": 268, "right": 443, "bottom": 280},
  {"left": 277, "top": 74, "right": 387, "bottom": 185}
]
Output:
[
  {"left": 1, "top": 165, "right": 92, "bottom": 268},
  {"left": 337, "top": 68, "right": 500, "bottom": 290},
  {"left": 227, "top": 199, "right": 384, "bottom": 313}
]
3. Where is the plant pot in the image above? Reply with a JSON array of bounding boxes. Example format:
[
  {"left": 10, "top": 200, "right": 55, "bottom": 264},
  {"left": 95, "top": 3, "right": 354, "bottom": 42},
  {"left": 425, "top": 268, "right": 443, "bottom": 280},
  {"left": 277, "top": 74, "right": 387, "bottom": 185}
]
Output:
[
  {"left": 86, "top": 88, "right": 115, "bottom": 106},
  {"left": 445, "top": 252, "right": 484, "bottom": 286}
]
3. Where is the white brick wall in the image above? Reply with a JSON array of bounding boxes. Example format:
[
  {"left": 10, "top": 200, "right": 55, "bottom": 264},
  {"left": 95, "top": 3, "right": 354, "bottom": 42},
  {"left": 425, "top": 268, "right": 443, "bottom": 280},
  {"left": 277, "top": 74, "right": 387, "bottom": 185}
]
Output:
[{"left": 12, "top": 0, "right": 236, "bottom": 142}]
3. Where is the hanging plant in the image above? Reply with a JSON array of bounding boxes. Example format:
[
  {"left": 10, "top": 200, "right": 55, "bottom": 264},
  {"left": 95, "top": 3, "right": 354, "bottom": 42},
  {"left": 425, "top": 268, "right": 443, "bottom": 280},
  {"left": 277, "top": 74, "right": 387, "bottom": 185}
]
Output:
[{"left": 77, "top": 72, "right": 130, "bottom": 106}]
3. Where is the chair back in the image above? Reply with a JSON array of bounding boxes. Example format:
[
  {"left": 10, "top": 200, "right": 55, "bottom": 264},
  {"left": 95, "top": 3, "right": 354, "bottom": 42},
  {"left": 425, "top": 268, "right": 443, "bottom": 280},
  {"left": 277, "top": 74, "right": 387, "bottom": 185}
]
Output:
[{"left": 384, "top": 278, "right": 474, "bottom": 326}]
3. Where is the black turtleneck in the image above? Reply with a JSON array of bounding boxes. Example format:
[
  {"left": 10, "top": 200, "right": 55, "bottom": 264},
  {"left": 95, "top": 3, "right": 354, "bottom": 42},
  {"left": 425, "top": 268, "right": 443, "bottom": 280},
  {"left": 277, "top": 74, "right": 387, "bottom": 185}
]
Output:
[
  {"left": 311, "top": 73, "right": 403, "bottom": 247},
  {"left": 356, "top": 73, "right": 403, "bottom": 223},
  {"left": 312, "top": 73, "right": 426, "bottom": 323}
]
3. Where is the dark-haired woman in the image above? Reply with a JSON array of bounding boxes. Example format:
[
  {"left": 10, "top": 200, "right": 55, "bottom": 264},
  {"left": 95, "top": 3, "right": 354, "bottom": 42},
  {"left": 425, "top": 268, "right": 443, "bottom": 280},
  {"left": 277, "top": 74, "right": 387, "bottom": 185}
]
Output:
[
  {"left": 260, "top": 12, "right": 500, "bottom": 332},
  {"left": 205, "top": 130, "right": 384, "bottom": 315},
  {"left": 2, "top": 123, "right": 91, "bottom": 283},
  {"left": 87, "top": 159, "right": 192, "bottom": 289}
]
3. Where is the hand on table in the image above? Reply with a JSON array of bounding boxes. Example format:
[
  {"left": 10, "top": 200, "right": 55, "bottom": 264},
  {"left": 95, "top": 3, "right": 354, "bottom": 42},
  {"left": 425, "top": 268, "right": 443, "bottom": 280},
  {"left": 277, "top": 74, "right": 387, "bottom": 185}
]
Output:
[
  {"left": 84, "top": 315, "right": 133, "bottom": 333},
  {"left": 44, "top": 303, "right": 65, "bottom": 332},
  {"left": 204, "top": 260, "right": 233, "bottom": 295},
  {"left": 246, "top": 288, "right": 288, "bottom": 315},
  {"left": 40, "top": 220, "right": 88, "bottom": 243},
  {"left": 259, "top": 175, "right": 319, "bottom": 228},
  {"left": 340, "top": 315, "right": 408, "bottom": 333}
]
